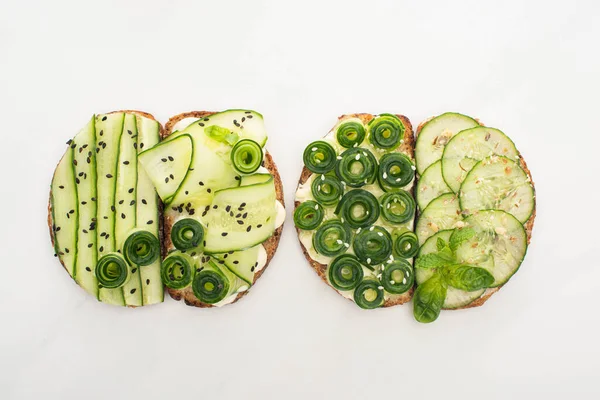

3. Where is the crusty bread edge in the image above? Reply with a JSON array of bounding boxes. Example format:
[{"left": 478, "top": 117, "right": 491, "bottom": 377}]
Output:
[
  {"left": 48, "top": 110, "right": 166, "bottom": 306},
  {"left": 162, "top": 111, "right": 285, "bottom": 308},
  {"left": 294, "top": 114, "right": 415, "bottom": 308},
  {"left": 415, "top": 116, "right": 536, "bottom": 310}
]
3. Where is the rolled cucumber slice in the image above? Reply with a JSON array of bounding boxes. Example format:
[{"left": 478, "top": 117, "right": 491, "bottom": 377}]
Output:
[
  {"left": 138, "top": 134, "right": 193, "bottom": 204},
  {"left": 459, "top": 156, "right": 534, "bottom": 223},
  {"left": 415, "top": 112, "right": 479, "bottom": 175},
  {"left": 72, "top": 116, "right": 98, "bottom": 296},
  {"left": 115, "top": 114, "right": 142, "bottom": 306},
  {"left": 441, "top": 127, "right": 519, "bottom": 192},
  {"left": 51, "top": 141, "right": 78, "bottom": 277},
  {"left": 456, "top": 210, "right": 527, "bottom": 286},
  {"left": 415, "top": 193, "right": 462, "bottom": 245},
  {"left": 203, "top": 176, "right": 276, "bottom": 253},
  {"left": 416, "top": 160, "right": 451, "bottom": 211},
  {"left": 415, "top": 230, "right": 485, "bottom": 309},
  {"left": 95, "top": 112, "right": 125, "bottom": 305}
]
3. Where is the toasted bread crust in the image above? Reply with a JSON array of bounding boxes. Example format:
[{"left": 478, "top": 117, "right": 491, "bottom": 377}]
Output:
[
  {"left": 415, "top": 116, "right": 536, "bottom": 310},
  {"left": 294, "top": 114, "right": 415, "bottom": 307},
  {"left": 48, "top": 111, "right": 165, "bottom": 306},
  {"left": 162, "top": 111, "right": 285, "bottom": 308}
]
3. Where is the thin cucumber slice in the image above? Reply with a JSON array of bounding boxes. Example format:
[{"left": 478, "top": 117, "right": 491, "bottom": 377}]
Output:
[
  {"left": 115, "top": 114, "right": 142, "bottom": 306},
  {"left": 456, "top": 210, "right": 527, "bottom": 287},
  {"left": 240, "top": 173, "right": 271, "bottom": 186},
  {"left": 51, "top": 142, "right": 78, "bottom": 277},
  {"left": 415, "top": 112, "right": 479, "bottom": 175},
  {"left": 71, "top": 116, "right": 98, "bottom": 296},
  {"left": 138, "top": 134, "right": 193, "bottom": 203},
  {"left": 213, "top": 245, "right": 261, "bottom": 285},
  {"left": 203, "top": 176, "right": 276, "bottom": 253},
  {"left": 95, "top": 113, "right": 125, "bottom": 305},
  {"left": 459, "top": 156, "right": 534, "bottom": 223},
  {"left": 441, "top": 127, "right": 519, "bottom": 192},
  {"left": 415, "top": 230, "right": 485, "bottom": 309},
  {"left": 416, "top": 160, "right": 451, "bottom": 211},
  {"left": 415, "top": 193, "right": 462, "bottom": 245},
  {"left": 135, "top": 115, "right": 164, "bottom": 305}
]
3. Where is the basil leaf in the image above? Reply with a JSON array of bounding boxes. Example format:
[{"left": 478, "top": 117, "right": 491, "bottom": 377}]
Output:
[
  {"left": 449, "top": 227, "right": 476, "bottom": 252},
  {"left": 415, "top": 252, "right": 454, "bottom": 269},
  {"left": 205, "top": 125, "right": 239, "bottom": 146},
  {"left": 443, "top": 265, "right": 495, "bottom": 291},
  {"left": 413, "top": 274, "right": 447, "bottom": 323}
]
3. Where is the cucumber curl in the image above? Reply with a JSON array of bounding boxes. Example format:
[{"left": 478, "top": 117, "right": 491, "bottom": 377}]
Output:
[
  {"left": 303, "top": 141, "right": 337, "bottom": 174},
  {"left": 382, "top": 259, "right": 414, "bottom": 294},
  {"left": 353, "top": 279, "right": 385, "bottom": 309},
  {"left": 393, "top": 229, "right": 419, "bottom": 259},
  {"left": 334, "top": 189, "right": 380, "bottom": 229},
  {"left": 379, "top": 191, "right": 415, "bottom": 225},
  {"left": 311, "top": 174, "right": 343, "bottom": 206},
  {"left": 192, "top": 267, "right": 230, "bottom": 304},
  {"left": 122, "top": 230, "right": 160, "bottom": 266},
  {"left": 368, "top": 114, "right": 405, "bottom": 150},
  {"left": 335, "top": 147, "right": 378, "bottom": 188},
  {"left": 230, "top": 139, "right": 263, "bottom": 175},
  {"left": 336, "top": 121, "right": 366, "bottom": 148},
  {"left": 353, "top": 226, "right": 393, "bottom": 265},
  {"left": 328, "top": 254, "right": 364, "bottom": 291},
  {"left": 377, "top": 153, "right": 415, "bottom": 190},
  {"left": 161, "top": 251, "right": 195, "bottom": 290},
  {"left": 171, "top": 218, "right": 204, "bottom": 251},
  {"left": 96, "top": 252, "right": 130, "bottom": 289},
  {"left": 294, "top": 201, "right": 324, "bottom": 231},
  {"left": 313, "top": 219, "right": 353, "bottom": 257}
]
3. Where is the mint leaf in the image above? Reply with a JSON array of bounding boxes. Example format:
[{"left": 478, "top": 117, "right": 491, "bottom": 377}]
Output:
[
  {"left": 442, "top": 265, "right": 495, "bottom": 291},
  {"left": 449, "top": 227, "right": 476, "bottom": 252},
  {"left": 436, "top": 237, "right": 447, "bottom": 251},
  {"left": 415, "top": 252, "right": 454, "bottom": 269},
  {"left": 205, "top": 125, "right": 239, "bottom": 146},
  {"left": 413, "top": 274, "right": 447, "bottom": 323}
]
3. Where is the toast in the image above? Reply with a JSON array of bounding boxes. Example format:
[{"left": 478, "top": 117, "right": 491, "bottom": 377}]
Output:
[
  {"left": 162, "top": 111, "right": 285, "bottom": 307},
  {"left": 415, "top": 117, "right": 536, "bottom": 310},
  {"left": 295, "top": 113, "right": 415, "bottom": 307}
]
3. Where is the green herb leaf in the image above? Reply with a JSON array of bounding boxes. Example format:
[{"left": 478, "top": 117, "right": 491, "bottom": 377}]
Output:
[
  {"left": 449, "top": 227, "right": 476, "bottom": 252},
  {"left": 205, "top": 125, "right": 239, "bottom": 146},
  {"left": 415, "top": 252, "right": 454, "bottom": 269},
  {"left": 443, "top": 265, "right": 495, "bottom": 291},
  {"left": 436, "top": 237, "right": 447, "bottom": 251},
  {"left": 413, "top": 274, "right": 447, "bottom": 323}
]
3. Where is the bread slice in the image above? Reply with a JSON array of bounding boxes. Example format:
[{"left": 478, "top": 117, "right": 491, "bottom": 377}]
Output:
[
  {"left": 295, "top": 113, "right": 415, "bottom": 307},
  {"left": 415, "top": 117, "right": 536, "bottom": 310},
  {"left": 48, "top": 110, "right": 165, "bottom": 305},
  {"left": 162, "top": 111, "right": 285, "bottom": 307}
]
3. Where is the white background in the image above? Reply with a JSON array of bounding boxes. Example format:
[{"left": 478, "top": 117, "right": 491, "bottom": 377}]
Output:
[{"left": 1, "top": 0, "right": 599, "bottom": 399}]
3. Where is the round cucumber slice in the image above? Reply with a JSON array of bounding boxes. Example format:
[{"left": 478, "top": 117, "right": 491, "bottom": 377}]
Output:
[
  {"left": 415, "top": 193, "right": 462, "bottom": 245},
  {"left": 459, "top": 156, "right": 534, "bottom": 223},
  {"left": 456, "top": 210, "right": 527, "bottom": 287},
  {"left": 416, "top": 160, "right": 451, "bottom": 211},
  {"left": 415, "top": 230, "right": 485, "bottom": 309},
  {"left": 441, "top": 127, "right": 519, "bottom": 193},
  {"left": 415, "top": 113, "right": 480, "bottom": 175}
]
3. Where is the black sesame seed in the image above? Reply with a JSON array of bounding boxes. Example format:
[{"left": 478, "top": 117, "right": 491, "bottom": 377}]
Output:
[
  {"left": 237, "top": 220, "right": 244, "bottom": 225},
  {"left": 119, "top": 200, "right": 124, "bottom": 204},
  {"left": 191, "top": 252, "right": 197, "bottom": 257},
  {"left": 146, "top": 279, "right": 150, "bottom": 285},
  {"left": 73, "top": 159, "right": 78, "bottom": 166},
  {"left": 111, "top": 205, "right": 116, "bottom": 212},
  {"left": 247, "top": 115, "right": 253, "bottom": 119},
  {"left": 207, "top": 188, "right": 211, "bottom": 193},
  {"left": 130, "top": 288, "right": 136, "bottom": 294},
  {"left": 240, "top": 202, "right": 247, "bottom": 207},
  {"left": 106, "top": 174, "right": 113, "bottom": 178},
  {"left": 88, "top": 243, "right": 93, "bottom": 248},
  {"left": 99, "top": 246, "right": 104, "bottom": 252},
  {"left": 130, "top": 200, "right": 135, "bottom": 206},
  {"left": 82, "top": 229, "right": 88, "bottom": 234},
  {"left": 140, "top": 143, "right": 144, "bottom": 149},
  {"left": 133, "top": 143, "right": 137, "bottom": 149},
  {"left": 59, "top": 185, "right": 64, "bottom": 189},
  {"left": 185, "top": 191, "right": 189, "bottom": 195},
  {"left": 251, "top": 266, "right": 255, "bottom": 272},
  {"left": 123, "top": 160, "right": 130, "bottom": 165},
  {"left": 121, "top": 213, "right": 126, "bottom": 219},
  {"left": 128, "top": 188, "right": 134, "bottom": 193},
  {"left": 221, "top": 232, "right": 228, "bottom": 236},
  {"left": 257, "top": 224, "right": 263, "bottom": 228},
  {"left": 225, "top": 206, "right": 231, "bottom": 212},
  {"left": 147, "top": 220, "right": 153, "bottom": 225},
  {"left": 169, "top": 174, "right": 174, "bottom": 180},
  {"left": 213, "top": 205, "right": 218, "bottom": 209},
  {"left": 168, "top": 156, "right": 174, "bottom": 161},
  {"left": 246, "top": 226, "right": 252, "bottom": 232},
  {"left": 81, "top": 201, "right": 87, "bottom": 205},
  {"left": 233, "top": 261, "right": 239, "bottom": 264},
  {"left": 64, "top": 248, "right": 69, "bottom": 253},
  {"left": 132, "top": 268, "right": 137, "bottom": 274},
  {"left": 102, "top": 116, "right": 107, "bottom": 121},
  {"left": 142, "top": 199, "right": 147, "bottom": 205},
  {"left": 91, "top": 197, "right": 96, "bottom": 201},
  {"left": 86, "top": 267, "right": 91, "bottom": 271},
  {"left": 127, "top": 130, "right": 132, "bottom": 135},
  {"left": 69, "top": 209, "right": 75, "bottom": 214},
  {"left": 235, "top": 176, "right": 241, "bottom": 181},
  {"left": 100, "top": 232, "right": 106, "bottom": 237},
  {"left": 243, "top": 212, "right": 248, "bottom": 219},
  {"left": 236, "top": 213, "right": 242, "bottom": 218},
  {"left": 199, "top": 181, "right": 204, "bottom": 186},
  {"left": 199, "top": 123, "right": 205, "bottom": 127},
  {"left": 55, "top": 226, "right": 61, "bottom": 232},
  {"left": 161, "top": 158, "right": 167, "bottom": 162},
  {"left": 66, "top": 139, "right": 72, "bottom": 145},
  {"left": 165, "top": 177, "right": 169, "bottom": 183}
]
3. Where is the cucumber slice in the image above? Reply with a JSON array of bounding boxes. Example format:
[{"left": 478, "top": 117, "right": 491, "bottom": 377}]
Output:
[
  {"left": 115, "top": 114, "right": 142, "bottom": 306},
  {"left": 441, "top": 127, "right": 519, "bottom": 192},
  {"left": 240, "top": 173, "right": 271, "bottom": 186},
  {"left": 51, "top": 142, "right": 78, "bottom": 277},
  {"left": 203, "top": 176, "right": 276, "bottom": 253},
  {"left": 415, "top": 193, "right": 462, "bottom": 245},
  {"left": 416, "top": 160, "right": 451, "bottom": 211},
  {"left": 415, "top": 113, "right": 479, "bottom": 175},
  {"left": 95, "top": 113, "right": 125, "bottom": 305},
  {"left": 72, "top": 116, "right": 98, "bottom": 296},
  {"left": 415, "top": 230, "right": 485, "bottom": 309},
  {"left": 135, "top": 115, "right": 164, "bottom": 305},
  {"left": 193, "top": 259, "right": 248, "bottom": 304},
  {"left": 138, "top": 134, "right": 193, "bottom": 203},
  {"left": 213, "top": 245, "right": 261, "bottom": 285},
  {"left": 459, "top": 156, "right": 534, "bottom": 223},
  {"left": 456, "top": 210, "right": 527, "bottom": 287}
]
